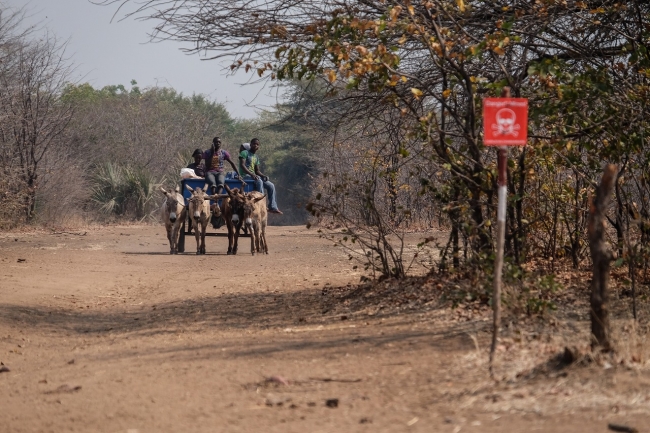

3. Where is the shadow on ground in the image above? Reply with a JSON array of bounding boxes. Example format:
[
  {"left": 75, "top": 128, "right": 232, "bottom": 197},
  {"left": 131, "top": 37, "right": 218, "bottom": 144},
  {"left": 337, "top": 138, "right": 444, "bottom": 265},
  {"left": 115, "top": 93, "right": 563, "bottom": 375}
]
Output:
[{"left": 0, "top": 285, "right": 484, "bottom": 360}]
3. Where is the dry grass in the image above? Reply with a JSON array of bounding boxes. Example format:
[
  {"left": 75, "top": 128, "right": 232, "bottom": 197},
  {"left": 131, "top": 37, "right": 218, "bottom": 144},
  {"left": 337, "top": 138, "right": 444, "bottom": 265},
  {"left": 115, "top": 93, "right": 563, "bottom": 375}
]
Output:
[
  {"left": 320, "top": 265, "right": 650, "bottom": 419},
  {"left": 453, "top": 316, "right": 650, "bottom": 418}
]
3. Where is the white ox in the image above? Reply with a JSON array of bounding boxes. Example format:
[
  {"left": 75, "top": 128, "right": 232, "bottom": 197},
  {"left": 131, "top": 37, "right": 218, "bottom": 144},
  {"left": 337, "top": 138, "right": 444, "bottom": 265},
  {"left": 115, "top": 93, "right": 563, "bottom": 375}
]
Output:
[
  {"left": 160, "top": 187, "right": 186, "bottom": 254},
  {"left": 185, "top": 184, "right": 227, "bottom": 254},
  {"left": 185, "top": 184, "right": 224, "bottom": 255}
]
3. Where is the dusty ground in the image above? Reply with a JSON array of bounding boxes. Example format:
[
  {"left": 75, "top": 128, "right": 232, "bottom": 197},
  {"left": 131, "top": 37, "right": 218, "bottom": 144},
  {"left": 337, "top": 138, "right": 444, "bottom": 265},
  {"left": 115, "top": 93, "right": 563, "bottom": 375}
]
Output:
[{"left": 1, "top": 224, "right": 649, "bottom": 433}]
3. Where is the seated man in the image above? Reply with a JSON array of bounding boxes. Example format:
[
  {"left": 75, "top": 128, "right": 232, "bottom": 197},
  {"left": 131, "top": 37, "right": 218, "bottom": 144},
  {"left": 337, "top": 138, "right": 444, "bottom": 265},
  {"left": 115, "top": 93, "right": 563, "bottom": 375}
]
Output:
[
  {"left": 202, "top": 137, "right": 239, "bottom": 195},
  {"left": 239, "top": 138, "right": 282, "bottom": 214},
  {"left": 186, "top": 149, "right": 205, "bottom": 177}
]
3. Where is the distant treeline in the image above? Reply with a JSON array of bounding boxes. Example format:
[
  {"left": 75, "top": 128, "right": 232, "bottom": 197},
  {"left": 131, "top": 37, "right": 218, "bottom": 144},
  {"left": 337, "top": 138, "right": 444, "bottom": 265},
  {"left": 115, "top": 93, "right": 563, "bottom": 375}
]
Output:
[{"left": 0, "top": 9, "right": 311, "bottom": 228}]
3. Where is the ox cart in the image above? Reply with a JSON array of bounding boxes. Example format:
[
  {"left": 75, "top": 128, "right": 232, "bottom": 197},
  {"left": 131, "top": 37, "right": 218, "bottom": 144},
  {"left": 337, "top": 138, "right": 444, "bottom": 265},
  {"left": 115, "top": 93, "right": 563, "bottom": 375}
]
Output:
[{"left": 176, "top": 173, "right": 255, "bottom": 253}]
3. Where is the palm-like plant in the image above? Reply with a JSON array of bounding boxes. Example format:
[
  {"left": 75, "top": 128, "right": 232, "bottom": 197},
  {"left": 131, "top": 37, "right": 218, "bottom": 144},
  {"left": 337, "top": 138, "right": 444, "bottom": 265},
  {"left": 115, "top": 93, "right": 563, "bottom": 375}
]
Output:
[
  {"left": 91, "top": 162, "right": 161, "bottom": 220},
  {"left": 91, "top": 162, "right": 126, "bottom": 216},
  {"left": 124, "top": 166, "right": 160, "bottom": 220}
]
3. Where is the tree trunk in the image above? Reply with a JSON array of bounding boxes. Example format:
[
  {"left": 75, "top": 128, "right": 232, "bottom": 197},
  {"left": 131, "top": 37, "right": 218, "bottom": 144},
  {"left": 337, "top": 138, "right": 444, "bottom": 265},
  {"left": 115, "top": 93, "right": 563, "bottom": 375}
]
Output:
[
  {"left": 588, "top": 164, "right": 617, "bottom": 352},
  {"left": 514, "top": 148, "right": 527, "bottom": 264},
  {"left": 614, "top": 169, "right": 625, "bottom": 258},
  {"left": 450, "top": 185, "right": 461, "bottom": 268},
  {"left": 469, "top": 183, "right": 490, "bottom": 253}
]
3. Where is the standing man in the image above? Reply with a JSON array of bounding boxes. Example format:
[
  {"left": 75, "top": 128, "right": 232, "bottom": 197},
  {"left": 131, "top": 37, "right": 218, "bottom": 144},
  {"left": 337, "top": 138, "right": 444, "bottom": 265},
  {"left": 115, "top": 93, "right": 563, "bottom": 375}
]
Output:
[
  {"left": 203, "top": 137, "right": 239, "bottom": 195},
  {"left": 239, "top": 138, "right": 283, "bottom": 214}
]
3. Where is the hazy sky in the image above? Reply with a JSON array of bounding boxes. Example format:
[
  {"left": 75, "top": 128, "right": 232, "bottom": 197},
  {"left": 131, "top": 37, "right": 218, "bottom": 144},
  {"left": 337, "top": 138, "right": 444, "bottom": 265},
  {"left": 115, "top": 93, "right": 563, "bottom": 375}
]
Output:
[{"left": 3, "top": 0, "right": 280, "bottom": 119}]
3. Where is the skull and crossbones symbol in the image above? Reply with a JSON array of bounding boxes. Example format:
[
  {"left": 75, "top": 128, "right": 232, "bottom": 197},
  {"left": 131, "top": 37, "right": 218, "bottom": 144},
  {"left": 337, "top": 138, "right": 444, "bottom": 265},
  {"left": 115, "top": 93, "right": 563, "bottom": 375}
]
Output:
[{"left": 491, "top": 108, "right": 520, "bottom": 137}]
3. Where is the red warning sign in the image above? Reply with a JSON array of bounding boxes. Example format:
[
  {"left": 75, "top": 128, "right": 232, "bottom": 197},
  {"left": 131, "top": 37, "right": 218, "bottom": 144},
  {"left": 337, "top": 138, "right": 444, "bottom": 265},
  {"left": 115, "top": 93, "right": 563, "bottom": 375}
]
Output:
[{"left": 483, "top": 98, "right": 528, "bottom": 146}]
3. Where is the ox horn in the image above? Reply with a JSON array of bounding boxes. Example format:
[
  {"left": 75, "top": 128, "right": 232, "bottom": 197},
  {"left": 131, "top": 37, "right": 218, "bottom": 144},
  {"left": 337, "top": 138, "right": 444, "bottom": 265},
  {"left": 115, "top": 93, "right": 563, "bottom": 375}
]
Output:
[{"left": 224, "top": 184, "right": 236, "bottom": 197}]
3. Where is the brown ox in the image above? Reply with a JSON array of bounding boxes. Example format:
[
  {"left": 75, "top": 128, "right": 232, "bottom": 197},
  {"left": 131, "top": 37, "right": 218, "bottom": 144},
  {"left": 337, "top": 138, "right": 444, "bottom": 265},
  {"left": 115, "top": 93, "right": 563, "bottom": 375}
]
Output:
[
  {"left": 242, "top": 191, "right": 268, "bottom": 255},
  {"left": 222, "top": 185, "right": 247, "bottom": 255},
  {"left": 185, "top": 184, "right": 218, "bottom": 255},
  {"left": 160, "top": 186, "right": 186, "bottom": 254}
]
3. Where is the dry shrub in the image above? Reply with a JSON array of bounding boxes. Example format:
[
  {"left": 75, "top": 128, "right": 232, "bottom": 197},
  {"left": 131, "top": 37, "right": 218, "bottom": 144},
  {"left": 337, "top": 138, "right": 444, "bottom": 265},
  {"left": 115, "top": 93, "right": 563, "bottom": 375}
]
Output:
[
  {"left": 611, "top": 319, "right": 650, "bottom": 366},
  {"left": 0, "top": 168, "right": 29, "bottom": 229},
  {"left": 33, "top": 157, "right": 91, "bottom": 227}
]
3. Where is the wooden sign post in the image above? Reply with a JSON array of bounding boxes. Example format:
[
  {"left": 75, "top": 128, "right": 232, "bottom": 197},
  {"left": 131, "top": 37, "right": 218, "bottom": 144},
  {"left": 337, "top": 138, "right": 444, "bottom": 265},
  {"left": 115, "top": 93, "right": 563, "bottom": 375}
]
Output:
[{"left": 483, "top": 87, "right": 528, "bottom": 376}]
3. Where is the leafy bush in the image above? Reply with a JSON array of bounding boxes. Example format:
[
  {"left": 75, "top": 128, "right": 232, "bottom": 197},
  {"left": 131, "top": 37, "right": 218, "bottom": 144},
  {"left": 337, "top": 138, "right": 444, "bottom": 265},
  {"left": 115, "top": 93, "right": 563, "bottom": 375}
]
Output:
[{"left": 91, "top": 162, "right": 160, "bottom": 221}]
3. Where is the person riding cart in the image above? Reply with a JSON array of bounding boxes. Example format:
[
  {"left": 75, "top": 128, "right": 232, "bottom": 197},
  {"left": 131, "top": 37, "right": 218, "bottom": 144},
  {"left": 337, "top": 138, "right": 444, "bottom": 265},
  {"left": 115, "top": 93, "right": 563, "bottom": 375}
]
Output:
[
  {"left": 203, "top": 137, "right": 239, "bottom": 195},
  {"left": 186, "top": 148, "right": 206, "bottom": 178},
  {"left": 239, "top": 138, "right": 282, "bottom": 215}
]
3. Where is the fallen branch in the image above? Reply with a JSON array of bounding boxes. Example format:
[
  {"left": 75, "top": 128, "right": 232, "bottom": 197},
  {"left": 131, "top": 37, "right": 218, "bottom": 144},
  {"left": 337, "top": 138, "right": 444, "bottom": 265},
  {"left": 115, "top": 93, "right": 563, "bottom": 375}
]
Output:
[
  {"left": 50, "top": 231, "right": 87, "bottom": 236},
  {"left": 608, "top": 423, "right": 638, "bottom": 433},
  {"left": 44, "top": 384, "right": 82, "bottom": 394},
  {"left": 308, "top": 377, "right": 362, "bottom": 383}
]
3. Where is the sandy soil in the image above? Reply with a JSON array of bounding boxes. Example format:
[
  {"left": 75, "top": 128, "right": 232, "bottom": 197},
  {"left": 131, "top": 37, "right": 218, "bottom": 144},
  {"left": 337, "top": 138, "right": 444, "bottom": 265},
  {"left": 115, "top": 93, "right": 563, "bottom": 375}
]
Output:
[{"left": 1, "top": 225, "right": 649, "bottom": 433}]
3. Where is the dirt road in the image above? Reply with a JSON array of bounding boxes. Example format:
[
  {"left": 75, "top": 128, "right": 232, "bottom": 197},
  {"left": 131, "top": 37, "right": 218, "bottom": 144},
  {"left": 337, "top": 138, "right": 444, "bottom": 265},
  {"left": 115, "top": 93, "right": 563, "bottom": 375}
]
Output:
[{"left": 1, "top": 225, "right": 649, "bottom": 432}]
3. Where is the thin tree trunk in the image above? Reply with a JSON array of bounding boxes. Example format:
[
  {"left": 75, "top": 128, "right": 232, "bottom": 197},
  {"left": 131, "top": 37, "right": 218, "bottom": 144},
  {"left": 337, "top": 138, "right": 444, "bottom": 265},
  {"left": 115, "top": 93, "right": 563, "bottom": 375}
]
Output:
[
  {"left": 588, "top": 164, "right": 617, "bottom": 352},
  {"left": 630, "top": 247, "right": 637, "bottom": 321},
  {"left": 514, "top": 148, "right": 527, "bottom": 264},
  {"left": 614, "top": 169, "right": 625, "bottom": 258},
  {"left": 451, "top": 185, "right": 460, "bottom": 268}
]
